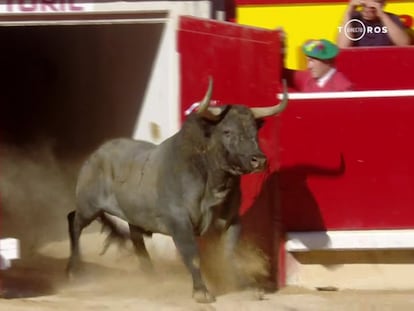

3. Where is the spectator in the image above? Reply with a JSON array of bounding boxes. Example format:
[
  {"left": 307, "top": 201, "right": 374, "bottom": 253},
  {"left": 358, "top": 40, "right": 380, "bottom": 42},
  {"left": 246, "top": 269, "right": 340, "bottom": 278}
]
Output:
[
  {"left": 283, "top": 39, "right": 352, "bottom": 92},
  {"left": 337, "top": 0, "right": 411, "bottom": 47}
]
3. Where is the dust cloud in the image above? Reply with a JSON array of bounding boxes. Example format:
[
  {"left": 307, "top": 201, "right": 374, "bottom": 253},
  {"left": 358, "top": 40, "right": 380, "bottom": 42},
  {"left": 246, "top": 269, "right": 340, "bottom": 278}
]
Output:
[
  {"left": 200, "top": 233, "right": 271, "bottom": 297},
  {"left": 0, "top": 140, "right": 84, "bottom": 259}
]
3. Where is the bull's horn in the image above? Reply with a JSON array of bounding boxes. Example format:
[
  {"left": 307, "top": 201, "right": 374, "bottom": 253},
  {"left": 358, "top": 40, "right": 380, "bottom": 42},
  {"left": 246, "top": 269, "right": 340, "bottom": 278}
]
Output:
[
  {"left": 196, "top": 76, "right": 224, "bottom": 120},
  {"left": 196, "top": 76, "right": 213, "bottom": 115},
  {"left": 250, "top": 79, "right": 288, "bottom": 119}
]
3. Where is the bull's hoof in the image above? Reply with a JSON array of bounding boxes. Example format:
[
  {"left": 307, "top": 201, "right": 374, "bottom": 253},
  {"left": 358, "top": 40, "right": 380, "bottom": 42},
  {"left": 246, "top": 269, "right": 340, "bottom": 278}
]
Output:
[
  {"left": 248, "top": 287, "right": 265, "bottom": 301},
  {"left": 193, "top": 289, "right": 216, "bottom": 303},
  {"left": 65, "top": 261, "right": 84, "bottom": 281},
  {"left": 66, "top": 270, "right": 77, "bottom": 282},
  {"left": 66, "top": 267, "right": 78, "bottom": 281}
]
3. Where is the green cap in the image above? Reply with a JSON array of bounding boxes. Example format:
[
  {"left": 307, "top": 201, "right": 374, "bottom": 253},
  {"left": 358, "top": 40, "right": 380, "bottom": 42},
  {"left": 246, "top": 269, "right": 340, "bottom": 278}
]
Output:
[{"left": 302, "top": 39, "right": 339, "bottom": 60}]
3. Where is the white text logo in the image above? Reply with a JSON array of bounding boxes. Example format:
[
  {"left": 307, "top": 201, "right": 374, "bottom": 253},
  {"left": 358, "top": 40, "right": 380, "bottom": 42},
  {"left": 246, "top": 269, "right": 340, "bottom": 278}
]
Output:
[{"left": 338, "top": 19, "right": 388, "bottom": 41}]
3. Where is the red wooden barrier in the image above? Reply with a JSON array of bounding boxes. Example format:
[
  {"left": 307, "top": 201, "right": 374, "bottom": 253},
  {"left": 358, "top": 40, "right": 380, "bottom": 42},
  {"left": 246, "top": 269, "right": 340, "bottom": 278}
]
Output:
[
  {"left": 336, "top": 47, "right": 414, "bottom": 91},
  {"left": 280, "top": 95, "right": 414, "bottom": 231}
]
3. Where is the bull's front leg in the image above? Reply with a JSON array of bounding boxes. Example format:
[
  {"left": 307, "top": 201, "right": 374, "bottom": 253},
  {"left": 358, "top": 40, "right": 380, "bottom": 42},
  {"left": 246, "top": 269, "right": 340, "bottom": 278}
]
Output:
[
  {"left": 221, "top": 220, "right": 241, "bottom": 256},
  {"left": 222, "top": 219, "right": 267, "bottom": 299},
  {"left": 169, "top": 219, "right": 215, "bottom": 303},
  {"left": 219, "top": 219, "right": 246, "bottom": 288}
]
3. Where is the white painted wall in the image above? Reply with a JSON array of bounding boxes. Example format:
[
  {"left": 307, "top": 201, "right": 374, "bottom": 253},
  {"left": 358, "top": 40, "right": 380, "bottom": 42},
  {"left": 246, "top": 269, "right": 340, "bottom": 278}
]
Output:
[{"left": 133, "top": 2, "right": 211, "bottom": 144}]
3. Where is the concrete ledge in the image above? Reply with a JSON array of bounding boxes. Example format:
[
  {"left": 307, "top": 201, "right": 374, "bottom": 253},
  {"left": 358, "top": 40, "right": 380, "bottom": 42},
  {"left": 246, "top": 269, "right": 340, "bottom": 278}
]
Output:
[
  {"left": 277, "top": 89, "right": 414, "bottom": 100},
  {"left": 286, "top": 230, "right": 414, "bottom": 252}
]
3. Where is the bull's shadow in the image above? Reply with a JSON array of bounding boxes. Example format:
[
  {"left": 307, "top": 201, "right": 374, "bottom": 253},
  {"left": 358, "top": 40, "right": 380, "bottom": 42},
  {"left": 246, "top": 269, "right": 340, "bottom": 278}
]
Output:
[{"left": 240, "top": 154, "right": 346, "bottom": 288}]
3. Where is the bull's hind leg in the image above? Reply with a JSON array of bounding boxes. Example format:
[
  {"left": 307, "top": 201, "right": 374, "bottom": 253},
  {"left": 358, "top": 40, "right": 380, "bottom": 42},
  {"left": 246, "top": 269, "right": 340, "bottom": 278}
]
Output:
[
  {"left": 66, "top": 209, "right": 97, "bottom": 278},
  {"left": 170, "top": 221, "right": 215, "bottom": 303},
  {"left": 129, "top": 224, "right": 154, "bottom": 272}
]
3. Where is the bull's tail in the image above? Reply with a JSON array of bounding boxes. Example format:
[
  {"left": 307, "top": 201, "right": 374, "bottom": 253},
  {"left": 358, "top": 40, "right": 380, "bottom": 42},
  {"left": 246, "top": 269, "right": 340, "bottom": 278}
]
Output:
[{"left": 99, "top": 213, "right": 131, "bottom": 255}]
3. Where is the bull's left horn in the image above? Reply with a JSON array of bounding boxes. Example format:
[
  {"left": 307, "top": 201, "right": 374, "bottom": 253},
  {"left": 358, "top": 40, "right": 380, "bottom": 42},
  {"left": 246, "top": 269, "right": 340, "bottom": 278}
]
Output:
[
  {"left": 250, "top": 79, "right": 288, "bottom": 119},
  {"left": 196, "top": 76, "right": 213, "bottom": 115}
]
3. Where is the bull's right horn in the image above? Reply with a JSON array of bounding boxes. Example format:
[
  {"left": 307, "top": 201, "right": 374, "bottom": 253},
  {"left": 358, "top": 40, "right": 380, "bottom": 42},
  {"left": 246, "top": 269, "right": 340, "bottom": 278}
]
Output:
[
  {"left": 196, "top": 76, "right": 224, "bottom": 120},
  {"left": 250, "top": 79, "right": 288, "bottom": 119}
]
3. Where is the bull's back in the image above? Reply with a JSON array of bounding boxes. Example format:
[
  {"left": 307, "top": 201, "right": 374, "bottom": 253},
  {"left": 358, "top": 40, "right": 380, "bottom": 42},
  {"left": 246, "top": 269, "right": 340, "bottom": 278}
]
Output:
[{"left": 75, "top": 138, "right": 156, "bottom": 201}]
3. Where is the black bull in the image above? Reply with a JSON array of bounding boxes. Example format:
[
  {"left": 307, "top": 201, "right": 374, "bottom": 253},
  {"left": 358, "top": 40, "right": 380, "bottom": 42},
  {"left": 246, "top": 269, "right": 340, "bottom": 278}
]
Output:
[{"left": 66, "top": 78, "right": 288, "bottom": 303}]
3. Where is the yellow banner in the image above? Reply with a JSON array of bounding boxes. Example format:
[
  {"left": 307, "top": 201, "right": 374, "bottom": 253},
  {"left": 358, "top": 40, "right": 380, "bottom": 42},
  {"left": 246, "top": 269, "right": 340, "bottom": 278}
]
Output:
[{"left": 237, "top": 2, "right": 414, "bottom": 69}]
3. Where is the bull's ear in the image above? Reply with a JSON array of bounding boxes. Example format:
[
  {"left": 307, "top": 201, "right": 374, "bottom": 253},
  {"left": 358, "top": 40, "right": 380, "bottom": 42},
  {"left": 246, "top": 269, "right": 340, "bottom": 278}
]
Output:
[
  {"left": 256, "top": 118, "right": 265, "bottom": 129},
  {"left": 201, "top": 106, "right": 227, "bottom": 121}
]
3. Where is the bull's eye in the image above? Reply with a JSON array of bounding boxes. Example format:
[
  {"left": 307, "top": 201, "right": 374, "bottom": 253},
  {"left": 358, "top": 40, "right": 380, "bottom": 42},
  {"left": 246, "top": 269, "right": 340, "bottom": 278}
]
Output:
[{"left": 223, "top": 129, "right": 231, "bottom": 137}]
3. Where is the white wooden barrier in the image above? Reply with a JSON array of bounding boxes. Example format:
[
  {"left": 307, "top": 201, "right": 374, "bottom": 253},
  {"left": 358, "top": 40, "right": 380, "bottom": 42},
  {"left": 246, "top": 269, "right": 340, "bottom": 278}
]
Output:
[
  {"left": 0, "top": 238, "right": 20, "bottom": 269},
  {"left": 286, "top": 229, "right": 414, "bottom": 252}
]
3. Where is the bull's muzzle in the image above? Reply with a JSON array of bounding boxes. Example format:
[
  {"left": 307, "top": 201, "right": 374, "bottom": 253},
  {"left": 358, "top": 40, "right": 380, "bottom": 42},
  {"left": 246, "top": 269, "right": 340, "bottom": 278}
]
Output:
[{"left": 250, "top": 154, "right": 267, "bottom": 172}]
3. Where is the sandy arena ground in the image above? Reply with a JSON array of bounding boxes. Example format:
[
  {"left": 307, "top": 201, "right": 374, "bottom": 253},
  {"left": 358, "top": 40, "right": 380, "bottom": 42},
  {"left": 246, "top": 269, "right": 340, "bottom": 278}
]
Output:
[{"left": 2, "top": 232, "right": 414, "bottom": 311}]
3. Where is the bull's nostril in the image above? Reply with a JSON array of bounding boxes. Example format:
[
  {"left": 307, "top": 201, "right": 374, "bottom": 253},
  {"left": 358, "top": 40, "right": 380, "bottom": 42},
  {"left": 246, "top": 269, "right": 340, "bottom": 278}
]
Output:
[
  {"left": 251, "top": 157, "right": 258, "bottom": 168},
  {"left": 250, "top": 156, "right": 266, "bottom": 169}
]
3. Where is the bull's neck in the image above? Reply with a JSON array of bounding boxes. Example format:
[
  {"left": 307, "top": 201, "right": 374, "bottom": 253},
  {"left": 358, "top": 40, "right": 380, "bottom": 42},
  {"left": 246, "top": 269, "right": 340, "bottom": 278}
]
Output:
[
  {"left": 204, "top": 144, "right": 237, "bottom": 189},
  {"left": 176, "top": 122, "right": 234, "bottom": 181}
]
